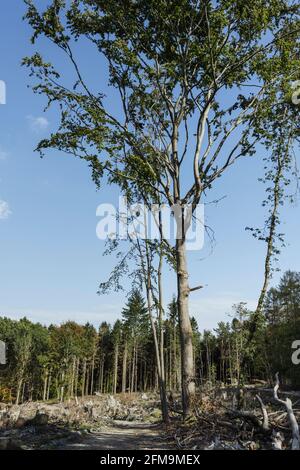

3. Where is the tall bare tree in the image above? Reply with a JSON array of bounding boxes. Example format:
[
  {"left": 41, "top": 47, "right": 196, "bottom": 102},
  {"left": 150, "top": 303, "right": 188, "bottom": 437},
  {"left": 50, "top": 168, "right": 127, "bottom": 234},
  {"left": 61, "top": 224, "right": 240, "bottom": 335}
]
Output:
[{"left": 24, "top": 0, "right": 300, "bottom": 415}]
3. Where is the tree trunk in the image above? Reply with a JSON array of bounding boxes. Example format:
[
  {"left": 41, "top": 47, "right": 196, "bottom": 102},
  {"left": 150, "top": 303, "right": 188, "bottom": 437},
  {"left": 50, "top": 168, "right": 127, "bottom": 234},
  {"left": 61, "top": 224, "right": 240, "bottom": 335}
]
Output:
[
  {"left": 143, "top": 236, "right": 169, "bottom": 423},
  {"left": 16, "top": 379, "right": 22, "bottom": 405},
  {"left": 74, "top": 358, "right": 79, "bottom": 398},
  {"left": 122, "top": 342, "right": 128, "bottom": 393},
  {"left": 46, "top": 370, "right": 51, "bottom": 400},
  {"left": 134, "top": 347, "right": 138, "bottom": 392},
  {"left": 43, "top": 370, "right": 48, "bottom": 401},
  {"left": 21, "top": 381, "right": 26, "bottom": 403},
  {"left": 131, "top": 343, "right": 136, "bottom": 393},
  {"left": 71, "top": 357, "right": 76, "bottom": 397},
  {"left": 113, "top": 342, "right": 119, "bottom": 394},
  {"left": 176, "top": 237, "right": 195, "bottom": 417},
  {"left": 90, "top": 353, "right": 95, "bottom": 395},
  {"left": 85, "top": 366, "right": 90, "bottom": 396},
  {"left": 145, "top": 266, "right": 169, "bottom": 423},
  {"left": 100, "top": 356, "right": 104, "bottom": 393},
  {"left": 82, "top": 359, "right": 86, "bottom": 398},
  {"left": 60, "top": 370, "right": 65, "bottom": 402},
  {"left": 158, "top": 247, "right": 165, "bottom": 385}
]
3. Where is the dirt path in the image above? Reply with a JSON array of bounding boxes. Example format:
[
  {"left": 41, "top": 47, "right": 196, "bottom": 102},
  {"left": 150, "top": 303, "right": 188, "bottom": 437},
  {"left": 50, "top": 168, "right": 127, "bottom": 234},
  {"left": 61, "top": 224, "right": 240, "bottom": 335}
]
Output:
[{"left": 62, "top": 421, "right": 173, "bottom": 450}]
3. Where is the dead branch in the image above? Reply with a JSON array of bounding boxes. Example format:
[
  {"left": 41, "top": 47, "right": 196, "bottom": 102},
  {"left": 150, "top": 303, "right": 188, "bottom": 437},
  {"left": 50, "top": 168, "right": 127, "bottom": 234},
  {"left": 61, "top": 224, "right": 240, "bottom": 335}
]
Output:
[
  {"left": 226, "top": 408, "right": 266, "bottom": 432},
  {"left": 256, "top": 394, "right": 270, "bottom": 431},
  {"left": 272, "top": 431, "right": 285, "bottom": 450},
  {"left": 189, "top": 285, "right": 204, "bottom": 293},
  {"left": 274, "top": 373, "right": 300, "bottom": 450}
]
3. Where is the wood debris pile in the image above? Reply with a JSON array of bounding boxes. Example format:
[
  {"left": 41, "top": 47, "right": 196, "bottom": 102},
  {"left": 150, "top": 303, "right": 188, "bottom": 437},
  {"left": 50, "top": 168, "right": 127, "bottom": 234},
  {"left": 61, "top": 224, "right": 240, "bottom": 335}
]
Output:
[
  {"left": 172, "top": 375, "right": 300, "bottom": 450},
  {"left": 0, "top": 393, "right": 162, "bottom": 449}
]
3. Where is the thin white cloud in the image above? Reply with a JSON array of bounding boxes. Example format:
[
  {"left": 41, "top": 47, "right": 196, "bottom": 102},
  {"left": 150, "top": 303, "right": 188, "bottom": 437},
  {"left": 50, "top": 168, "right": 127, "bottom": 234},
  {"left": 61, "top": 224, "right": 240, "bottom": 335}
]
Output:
[
  {"left": 0, "top": 200, "right": 11, "bottom": 219},
  {"left": 27, "top": 115, "right": 49, "bottom": 132},
  {"left": 0, "top": 148, "right": 8, "bottom": 160}
]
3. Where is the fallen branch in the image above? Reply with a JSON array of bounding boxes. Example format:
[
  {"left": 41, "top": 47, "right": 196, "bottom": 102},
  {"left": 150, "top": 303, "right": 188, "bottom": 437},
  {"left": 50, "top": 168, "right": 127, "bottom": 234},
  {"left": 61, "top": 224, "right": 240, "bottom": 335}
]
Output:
[
  {"left": 272, "top": 431, "right": 285, "bottom": 450},
  {"left": 226, "top": 408, "right": 267, "bottom": 432},
  {"left": 274, "top": 373, "right": 300, "bottom": 450},
  {"left": 256, "top": 394, "right": 270, "bottom": 431}
]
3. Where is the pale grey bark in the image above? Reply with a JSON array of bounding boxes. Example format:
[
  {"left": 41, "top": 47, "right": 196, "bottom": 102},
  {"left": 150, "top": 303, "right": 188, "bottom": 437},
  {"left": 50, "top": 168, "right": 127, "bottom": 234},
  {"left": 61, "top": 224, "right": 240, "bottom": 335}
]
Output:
[
  {"left": 176, "top": 237, "right": 195, "bottom": 416},
  {"left": 122, "top": 342, "right": 128, "bottom": 393},
  {"left": 274, "top": 373, "right": 300, "bottom": 450}
]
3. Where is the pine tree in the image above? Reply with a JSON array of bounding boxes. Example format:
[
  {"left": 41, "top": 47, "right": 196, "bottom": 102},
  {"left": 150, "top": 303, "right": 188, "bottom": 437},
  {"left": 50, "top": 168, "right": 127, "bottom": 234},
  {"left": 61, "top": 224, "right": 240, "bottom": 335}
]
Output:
[{"left": 122, "top": 290, "right": 150, "bottom": 393}]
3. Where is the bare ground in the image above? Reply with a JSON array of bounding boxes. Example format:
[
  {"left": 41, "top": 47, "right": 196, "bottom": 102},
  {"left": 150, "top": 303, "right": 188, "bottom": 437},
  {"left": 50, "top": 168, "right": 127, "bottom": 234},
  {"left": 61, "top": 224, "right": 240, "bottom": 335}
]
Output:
[{"left": 59, "top": 421, "right": 174, "bottom": 450}]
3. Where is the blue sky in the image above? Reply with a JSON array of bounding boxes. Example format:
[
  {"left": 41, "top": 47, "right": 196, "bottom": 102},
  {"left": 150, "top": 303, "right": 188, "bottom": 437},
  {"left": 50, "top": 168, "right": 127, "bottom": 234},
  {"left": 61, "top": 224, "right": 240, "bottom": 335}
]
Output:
[{"left": 0, "top": 1, "right": 299, "bottom": 332}]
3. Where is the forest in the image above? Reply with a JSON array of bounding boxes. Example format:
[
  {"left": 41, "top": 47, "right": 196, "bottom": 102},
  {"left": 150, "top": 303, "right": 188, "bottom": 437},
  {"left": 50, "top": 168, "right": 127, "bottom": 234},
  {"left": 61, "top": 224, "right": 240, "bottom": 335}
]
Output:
[{"left": 1, "top": 271, "right": 299, "bottom": 405}]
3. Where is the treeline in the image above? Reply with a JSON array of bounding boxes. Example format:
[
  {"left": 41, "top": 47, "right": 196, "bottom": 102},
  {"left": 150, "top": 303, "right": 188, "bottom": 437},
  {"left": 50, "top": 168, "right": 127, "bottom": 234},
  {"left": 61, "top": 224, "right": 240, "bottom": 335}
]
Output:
[
  {"left": 0, "top": 271, "right": 300, "bottom": 404},
  {"left": 0, "top": 291, "right": 183, "bottom": 403},
  {"left": 199, "top": 271, "right": 300, "bottom": 388}
]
